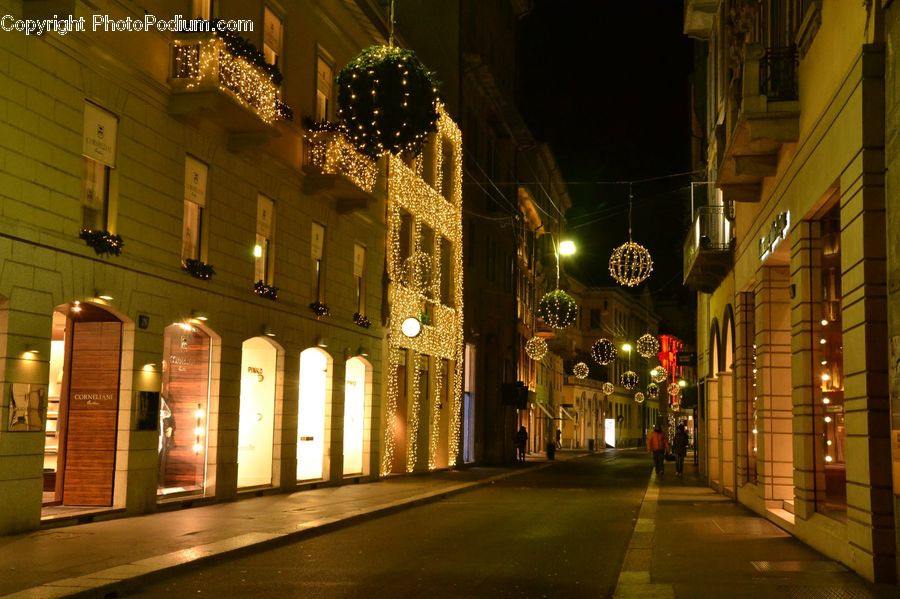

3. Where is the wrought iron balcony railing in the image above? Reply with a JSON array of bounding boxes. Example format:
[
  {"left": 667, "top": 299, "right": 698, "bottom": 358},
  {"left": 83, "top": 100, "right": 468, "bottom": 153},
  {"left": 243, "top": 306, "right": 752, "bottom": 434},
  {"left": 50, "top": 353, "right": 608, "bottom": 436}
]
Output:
[
  {"left": 683, "top": 205, "right": 734, "bottom": 292},
  {"left": 170, "top": 34, "right": 286, "bottom": 125},
  {"left": 759, "top": 46, "right": 798, "bottom": 102}
]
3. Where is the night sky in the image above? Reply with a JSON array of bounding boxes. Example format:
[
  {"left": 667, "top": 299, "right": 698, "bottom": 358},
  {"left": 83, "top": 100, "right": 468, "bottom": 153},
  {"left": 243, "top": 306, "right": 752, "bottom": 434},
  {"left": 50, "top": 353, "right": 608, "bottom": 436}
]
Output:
[{"left": 519, "top": 1, "right": 694, "bottom": 298}]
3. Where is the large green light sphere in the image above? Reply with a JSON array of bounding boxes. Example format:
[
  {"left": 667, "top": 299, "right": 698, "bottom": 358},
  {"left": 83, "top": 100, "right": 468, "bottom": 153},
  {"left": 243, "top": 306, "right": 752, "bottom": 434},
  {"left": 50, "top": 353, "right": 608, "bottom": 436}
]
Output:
[
  {"left": 590, "top": 338, "right": 617, "bottom": 365},
  {"left": 538, "top": 289, "right": 578, "bottom": 329},
  {"left": 336, "top": 46, "right": 440, "bottom": 159}
]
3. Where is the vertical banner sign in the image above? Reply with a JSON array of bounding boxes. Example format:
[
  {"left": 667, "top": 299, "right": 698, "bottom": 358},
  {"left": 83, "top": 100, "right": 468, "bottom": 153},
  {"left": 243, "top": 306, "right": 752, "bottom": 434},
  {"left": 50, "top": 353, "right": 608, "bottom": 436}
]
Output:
[
  {"left": 257, "top": 195, "right": 274, "bottom": 238},
  {"left": 353, "top": 244, "right": 365, "bottom": 278},
  {"left": 184, "top": 156, "right": 208, "bottom": 207},
  {"left": 311, "top": 222, "right": 325, "bottom": 260},
  {"left": 83, "top": 101, "right": 118, "bottom": 167},
  {"left": 891, "top": 335, "right": 900, "bottom": 495}
]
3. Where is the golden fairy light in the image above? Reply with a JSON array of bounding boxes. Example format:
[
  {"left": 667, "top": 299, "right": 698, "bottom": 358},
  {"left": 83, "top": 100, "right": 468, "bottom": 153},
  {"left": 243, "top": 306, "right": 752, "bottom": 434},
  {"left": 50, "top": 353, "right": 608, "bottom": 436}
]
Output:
[
  {"left": 602, "top": 382, "right": 615, "bottom": 395},
  {"left": 572, "top": 362, "right": 590, "bottom": 379},
  {"left": 609, "top": 185, "right": 653, "bottom": 287},
  {"left": 304, "top": 127, "right": 377, "bottom": 192},
  {"left": 525, "top": 336, "right": 548, "bottom": 361},
  {"left": 621, "top": 370, "right": 638, "bottom": 390},
  {"left": 634, "top": 392, "right": 645, "bottom": 404},
  {"left": 590, "top": 338, "right": 617, "bottom": 365},
  {"left": 636, "top": 333, "right": 660, "bottom": 358}
]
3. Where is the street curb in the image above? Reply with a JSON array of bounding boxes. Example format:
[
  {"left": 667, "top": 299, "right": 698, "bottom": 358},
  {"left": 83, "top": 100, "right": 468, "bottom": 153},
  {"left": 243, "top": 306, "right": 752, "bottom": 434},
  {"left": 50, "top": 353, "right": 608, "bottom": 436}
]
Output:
[{"left": 4, "top": 463, "right": 557, "bottom": 599}]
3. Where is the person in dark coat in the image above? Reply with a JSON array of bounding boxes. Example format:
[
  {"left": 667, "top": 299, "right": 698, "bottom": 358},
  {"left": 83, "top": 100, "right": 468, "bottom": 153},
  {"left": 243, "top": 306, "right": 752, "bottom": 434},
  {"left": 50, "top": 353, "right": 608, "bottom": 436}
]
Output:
[
  {"left": 515, "top": 426, "right": 528, "bottom": 463},
  {"left": 673, "top": 423, "right": 690, "bottom": 476}
]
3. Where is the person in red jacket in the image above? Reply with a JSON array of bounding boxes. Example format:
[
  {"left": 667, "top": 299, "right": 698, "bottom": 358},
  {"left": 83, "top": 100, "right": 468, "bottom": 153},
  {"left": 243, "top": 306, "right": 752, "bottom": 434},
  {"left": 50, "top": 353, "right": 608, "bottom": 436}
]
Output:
[{"left": 647, "top": 425, "right": 669, "bottom": 476}]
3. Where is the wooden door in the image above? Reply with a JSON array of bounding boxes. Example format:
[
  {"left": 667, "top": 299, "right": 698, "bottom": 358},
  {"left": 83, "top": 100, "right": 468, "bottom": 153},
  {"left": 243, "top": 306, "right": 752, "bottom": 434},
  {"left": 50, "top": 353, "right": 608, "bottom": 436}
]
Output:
[{"left": 62, "top": 321, "right": 122, "bottom": 506}]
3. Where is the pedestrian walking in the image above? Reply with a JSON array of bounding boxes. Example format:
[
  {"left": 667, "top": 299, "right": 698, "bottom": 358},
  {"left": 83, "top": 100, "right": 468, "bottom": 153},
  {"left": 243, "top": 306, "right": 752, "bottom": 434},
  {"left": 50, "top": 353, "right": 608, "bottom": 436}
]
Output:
[
  {"left": 673, "top": 423, "right": 689, "bottom": 476},
  {"left": 516, "top": 426, "right": 528, "bottom": 463},
  {"left": 556, "top": 428, "right": 562, "bottom": 449},
  {"left": 647, "top": 425, "right": 669, "bottom": 476}
]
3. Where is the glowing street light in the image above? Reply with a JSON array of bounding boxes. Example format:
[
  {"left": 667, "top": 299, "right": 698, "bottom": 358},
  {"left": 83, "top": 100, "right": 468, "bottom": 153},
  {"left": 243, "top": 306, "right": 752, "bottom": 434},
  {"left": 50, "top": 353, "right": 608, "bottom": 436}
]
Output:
[{"left": 559, "top": 240, "right": 576, "bottom": 256}]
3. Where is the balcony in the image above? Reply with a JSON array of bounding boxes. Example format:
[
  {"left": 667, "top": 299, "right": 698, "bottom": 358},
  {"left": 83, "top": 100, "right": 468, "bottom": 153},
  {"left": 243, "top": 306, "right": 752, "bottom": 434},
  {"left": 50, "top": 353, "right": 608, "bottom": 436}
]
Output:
[
  {"left": 683, "top": 0, "right": 718, "bottom": 39},
  {"left": 168, "top": 33, "right": 286, "bottom": 145},
  {"left": 302, "top": 128, "right": 381, "bottom": 213},
  {"left": 717, "top": 44, "right": 799, "bottom": 204},
  {"left": 683, "top": 206, "right": 734, "bottom": 293}
]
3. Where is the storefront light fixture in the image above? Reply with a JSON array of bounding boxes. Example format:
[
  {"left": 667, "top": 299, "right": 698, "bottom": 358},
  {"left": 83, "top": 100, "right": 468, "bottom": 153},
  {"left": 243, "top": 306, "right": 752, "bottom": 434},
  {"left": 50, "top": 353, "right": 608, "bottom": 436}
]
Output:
[
  {"left": 253, "top": 244, "right": 263, "bottom": 258},
  {"left": 95, "top": 290, "right": 114, "bottom": 301},
  {"left": 401, "top": 316, "right": 422, "bottom": 338},
  {"left": 824, "top": 416, "right": 832, "bottom": 423},
  {"left": 261, "top": 325, "right": 276, "bottom": 337},
  {"left": 316, "top": 336, "right": 329, "bottom": 348},
  {"left": 22, "top": 346, "right": 39, "bottom": 359},
  {"left": 357, "top": 345, "right": 369, "bottom": 357},
  {"left": 819, "top": 338, "right": 826, "bottom": 345},
  {"left": 142, "top": 363, "right": 156, "bottom": 372},
  {"left": 822, "top": 397, "right": 830, "bottom": 404},
  {"left": 820, "top": 319, "right": 828, "bottom": 326},
  {"left": 825, "top": 455, "right": 833, "bottom": 463},
  {"left": 191, "top": 310, "right": 209, "bottom": 322},
  {"left": 71, "top": 300, "right": 82, "bottom": 313}
]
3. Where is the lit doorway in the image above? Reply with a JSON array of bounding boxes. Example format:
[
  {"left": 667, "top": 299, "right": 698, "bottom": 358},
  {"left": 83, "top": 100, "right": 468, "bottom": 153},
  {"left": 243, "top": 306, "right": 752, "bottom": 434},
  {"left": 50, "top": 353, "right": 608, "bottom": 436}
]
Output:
[
  {"left": 237, "top": 337, "right": 278, "bottom": 488},
  {"left": 298, "top": 348, "right": 330, "bottom": 481},
  {"left": 343, "top": 356, "right": 371, "bottom": 476},
  {"left": 43, "top": 304, "right": 123, "bottom": 507},
  {"left": 158, "top": 323, "right": 213, "bottom": 498}
]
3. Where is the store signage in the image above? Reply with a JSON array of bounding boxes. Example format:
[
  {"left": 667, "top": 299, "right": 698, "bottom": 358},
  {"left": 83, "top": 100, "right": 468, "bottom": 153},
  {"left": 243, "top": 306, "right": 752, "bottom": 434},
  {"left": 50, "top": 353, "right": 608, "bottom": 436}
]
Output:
[
  {"left": 184, "top": 156, "right": 208, "bottom": 207},
  {"left": 247, "top": 366, "right": 264, "bottom": 382},
  {"left": 73, "top": 392, "right": 115, "bottom": 406},
  {"left": 759, "top": 210, "right": 790, "bottom": 261},
  {"left": 83, "top": 101, "right": 118, "bottom": 168},
  {"left": 676, "top": 352, "right": 696, "bottom": 366}
]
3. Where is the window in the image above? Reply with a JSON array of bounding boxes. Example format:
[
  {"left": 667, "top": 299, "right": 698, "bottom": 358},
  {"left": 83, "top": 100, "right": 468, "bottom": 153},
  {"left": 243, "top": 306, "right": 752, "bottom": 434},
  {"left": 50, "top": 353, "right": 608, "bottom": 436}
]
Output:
[
  {"left": 315, "top": 54, "right": 334, "bottom": 121},
  {"left": 398, "top": 210, "right": 412, "bottom": 267},
  {"left": 255, "top": 195, "right": 275, "bottom": 284},
  {"left": 182, "top": 156, "right": 208, "bottom": 263},
  {"left": 440, "top": 237, "right": 453, "bottom": 306},
  {"left": 311, "top": 222, "right": 326, "bottom": 302},
  {"left": 441, "top": 141, "right": 455, "bottom": 200},
  {"left": 420, "top": 224, "right": 435, "bottom": 298},
  {"left": 590, "top": 309, "right": 603, "bottom": 330},
  {"left": 263, "top": 7, "right": 283, "bottom": 68},
  {"left": 82, "top": 102, "right": 117, "bottom": 232},
  {"left": 353, "top": 243, "right": 366, "bottom": 314}
]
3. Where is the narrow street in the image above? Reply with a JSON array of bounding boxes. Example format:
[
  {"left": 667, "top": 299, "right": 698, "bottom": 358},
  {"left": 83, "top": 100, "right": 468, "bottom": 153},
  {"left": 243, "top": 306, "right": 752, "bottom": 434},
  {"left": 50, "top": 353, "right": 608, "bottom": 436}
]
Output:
[{"left": 127, "top": 453, "right": 649, "bottom": 598}]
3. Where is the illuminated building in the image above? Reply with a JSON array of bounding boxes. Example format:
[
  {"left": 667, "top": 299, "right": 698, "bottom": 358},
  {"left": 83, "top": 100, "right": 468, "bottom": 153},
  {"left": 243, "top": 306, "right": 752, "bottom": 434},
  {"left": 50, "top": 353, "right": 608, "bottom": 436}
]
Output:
[{"left": 685, "top": 0, "right": 894, "bottom": 582}]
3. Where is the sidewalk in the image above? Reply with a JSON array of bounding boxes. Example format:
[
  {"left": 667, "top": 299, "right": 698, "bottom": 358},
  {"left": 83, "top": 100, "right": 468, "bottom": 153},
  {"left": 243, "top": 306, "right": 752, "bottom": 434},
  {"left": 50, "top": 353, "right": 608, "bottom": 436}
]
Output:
[
  {"left": 0, "top": 451, "right": 581, "bottom": 599},
  {"left": 614, "top": 459, "right": 898, "bottom": 598}
]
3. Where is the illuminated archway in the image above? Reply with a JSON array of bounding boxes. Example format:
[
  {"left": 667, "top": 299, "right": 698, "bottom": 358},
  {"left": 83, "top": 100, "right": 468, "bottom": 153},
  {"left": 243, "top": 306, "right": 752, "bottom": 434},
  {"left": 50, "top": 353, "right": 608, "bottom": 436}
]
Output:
[
  {"left": 297, "top": 347, "right": 331, "bottom": 481},
  {"left": 343, "top": 356, "right": 372, "bottom": 476},
  {"left": 237, "top": 336, "right": 280, "bottom": 488}
]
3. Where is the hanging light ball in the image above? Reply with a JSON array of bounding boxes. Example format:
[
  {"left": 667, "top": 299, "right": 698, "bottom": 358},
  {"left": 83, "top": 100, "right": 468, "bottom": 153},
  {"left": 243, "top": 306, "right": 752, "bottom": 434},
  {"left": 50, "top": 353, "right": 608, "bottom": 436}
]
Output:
[
  {"left": 537, "top": 289, "right": 578, "bottom": 329},
  {"left": 621, "top": 370, "right": 638, "bottom": 390},
  {"left": 602, "top": 382, "right": 615, "bottom": 396},
  {"left": 337, "top": 45, "right": 440, "bottom": 159},
  {"left": 634, "top": 392, "right": 645, "bottom": 404},
  {"left": 671, "top": 402, "right": 681, "bottom": 412},
  {"left": 590, "top": 338, "right": 617, "bottom": 365},
  {"left": 647, "top": 382, "right": 659, "bottom": 398},
  {"left": 668, "top": 382, "right": 681, "bottom": 397},
  {"left": 525, "top": 336, "right": 548, "bottom": 361},
  {"left": 572, "top": 362, "right": 590, "bottom": 379},
  {"left": 636, "top": 333, "right": 660, "bottom": 358},
  {"left": 651, "top": 367, "right": 667, "bottom": 383},
  {"left": 609, "top": 241, "right": 653, "bottom": 287}
]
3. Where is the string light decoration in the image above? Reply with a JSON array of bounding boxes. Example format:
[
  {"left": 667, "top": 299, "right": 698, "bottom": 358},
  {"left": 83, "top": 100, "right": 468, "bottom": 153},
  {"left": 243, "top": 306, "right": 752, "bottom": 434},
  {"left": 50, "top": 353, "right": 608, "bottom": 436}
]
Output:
[
  {"left": 382, "top": 105, "right": 463, "bottom": 475},
  {"left": 537, "top": 289, "right": 578, "bottom": 329},
  {"left": 402, "top": 252, "right": 434, "bottom": 293},
  {"left": 602, "top": 382, "right": 615, "bottom": 396},
  {"left": 303, "top": 121, "right": 377, "bottom": 192},
  {"left": 172, "top": 34, "right": 289, "bottom": 124},
  {"left": 572, "top": 362, "right": 590, "bottom": 379},
  {"left": 525, "top": 336, "right": 548, "bottom": 361},
  {"left": 336, "top": 45, "right": 439, "bottom": 159},
  {"left": 651, "top": 367, "right": 667, "bottom": 384},
  {"left": 752, "top": 344, "right": 758, "bottom": 455},
  {"left": 620, "top": 370, "right": 638, "bottom": 390},
  {"left": 667, "top": 382, "right": 681, "bottom": 397},
  {"left": 634, "top": 392, "right": 645, "bottom": 404},
  {"left": 609, "top": 185, "right": 653, "bottom": 287},
  {"left": 590, "top": 338, "right": 618, "bottom": 365},
  {"left": 79, "top": 229, "right": 123, "bottom": 256},
  {"left": 428, "top": 357, "right": 444, "bottom": 470},
  {"left": 636, "top": 333, "right": 660, "bottom": 358},
  {"left": 647, "top": 382, "right": 659, "bottom": 398}
]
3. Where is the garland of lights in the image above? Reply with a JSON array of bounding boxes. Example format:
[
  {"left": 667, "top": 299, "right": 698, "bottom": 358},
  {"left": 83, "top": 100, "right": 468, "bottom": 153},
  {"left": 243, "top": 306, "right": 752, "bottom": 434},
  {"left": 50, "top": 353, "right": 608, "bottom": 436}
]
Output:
[
  {"left": 602, "top": 382, "right": 615, "bottom": 396},
  {"left": 636, "top": 333, "right": 660, "bottom": 358},
  {"left": 428, "top": 357, "right": 444, "bottom": 470},
  {"left": 634, "top": 392, "right": 645, "bottom": 404},
  {"left": 590, "top": 338, "right": 617, "bottom": 365},
  {"left": 572, "top": 362, "right": 590, "bottom": 379},
  {"left": 309, "top": 301, "right": 331, "bottom": 318},
  {"left": 525, "top": 336, "right": 548, "bottom": 361},
  {"left": 303, "top": 119, "right": 377, "bottom": 192},
  {"left": 402, "top": 252, "right": 434, "bottom": 293},
  {"left": 620, "top": 370, "right": 638, "bottom": 390},
  {"left": 382, "top": 106, "right": 463, "bottom": 475},
  {"left": 538, "top": 289, "right": 578, "bottom": 329},
  {"left": 79, "top": 228, "right": 123, "bottom": 257},
  {"left": 647, "top": 382, "right": 659, "bottom": 398},
  {"left": 752, "top": 343, "right": 758, "bottom": 455},
  {"left": 353, "top": 312, "right": 372, "bottom": 328},
  {"left": 253, "top": 280, "right": 278, "bottom": 300},
  {"left": 183, "top": 258, "right": 215, "bottom": 280},
  {"left": 337, "top": 45, "right": 440, "bottom": 159}
]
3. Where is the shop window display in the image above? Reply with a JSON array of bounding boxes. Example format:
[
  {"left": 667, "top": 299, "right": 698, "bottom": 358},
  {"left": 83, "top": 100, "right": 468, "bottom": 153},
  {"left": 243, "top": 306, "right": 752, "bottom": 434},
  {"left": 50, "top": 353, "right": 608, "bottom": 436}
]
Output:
[
  {"left": 158, "top": 323, "right": 212, "bottom": 497},
  {"left": 237, "top": 337, "right": 277, "bottom": 488},
  {"left": 813, "top": 204, "right": 845, "bottom": 514}
]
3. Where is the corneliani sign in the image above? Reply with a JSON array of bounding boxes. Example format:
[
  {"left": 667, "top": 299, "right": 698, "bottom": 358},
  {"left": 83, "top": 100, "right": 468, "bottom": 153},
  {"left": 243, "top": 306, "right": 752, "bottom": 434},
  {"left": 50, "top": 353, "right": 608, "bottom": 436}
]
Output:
[
  {"left": 759, "top": 211, "right": 790, "bottom": 261},
  {"left": 74, "top": 393, "right": 115, "bottom": 404}
]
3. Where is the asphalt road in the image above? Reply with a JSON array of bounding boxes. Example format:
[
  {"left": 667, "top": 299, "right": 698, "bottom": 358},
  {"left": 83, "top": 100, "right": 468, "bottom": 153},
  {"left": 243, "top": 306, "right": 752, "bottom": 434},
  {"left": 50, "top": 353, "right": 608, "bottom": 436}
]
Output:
[{"left": 127, "top": 451, "right": 651, "bottom": 598}]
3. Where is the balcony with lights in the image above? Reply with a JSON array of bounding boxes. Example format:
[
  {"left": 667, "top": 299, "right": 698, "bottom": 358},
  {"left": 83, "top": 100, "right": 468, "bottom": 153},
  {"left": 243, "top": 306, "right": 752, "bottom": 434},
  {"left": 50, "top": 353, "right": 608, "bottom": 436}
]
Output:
[
  {"left": 302, "top": 124, "right": 384, "bottom": 213},
  {"left": 168, "top": 31, "right": 291, "bottom": 145},
  {"left": 683, "top": 205, "right": 734, "bottom": 293},
  {"left": 717, "top": 43, "right": 799, "bottom": 204}
]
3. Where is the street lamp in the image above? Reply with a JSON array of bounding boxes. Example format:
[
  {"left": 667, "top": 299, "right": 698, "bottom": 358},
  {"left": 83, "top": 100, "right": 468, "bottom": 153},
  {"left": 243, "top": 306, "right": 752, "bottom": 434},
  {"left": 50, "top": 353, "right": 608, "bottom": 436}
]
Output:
[{"left": 559, "top": 240, "right": 576, "bottom": 256}]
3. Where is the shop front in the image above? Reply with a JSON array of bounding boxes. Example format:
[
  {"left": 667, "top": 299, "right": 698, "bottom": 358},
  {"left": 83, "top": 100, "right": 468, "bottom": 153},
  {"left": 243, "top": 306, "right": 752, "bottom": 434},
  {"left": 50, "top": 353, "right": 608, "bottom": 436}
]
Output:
[
  {"left": 237, "top": 336, "right": 279, "bottom": 489},
  {"left": 297, "top": 347, "right": 330, "bottom": 481}
]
